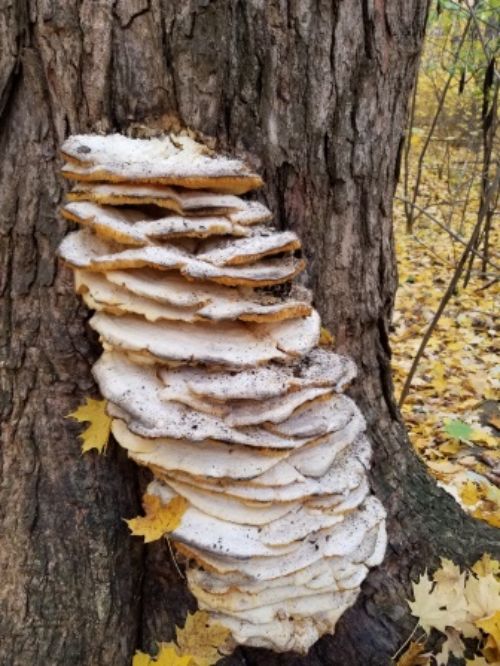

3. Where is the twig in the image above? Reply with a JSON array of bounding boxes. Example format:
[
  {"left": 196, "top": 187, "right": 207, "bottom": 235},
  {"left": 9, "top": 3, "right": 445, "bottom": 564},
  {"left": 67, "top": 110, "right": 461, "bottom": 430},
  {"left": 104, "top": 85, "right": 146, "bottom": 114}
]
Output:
[
  {"left": 391, "top": 622, "right": 421, "bottom": 661},
  {"left": 406, "top": 15, "right": 472, "bottom": 232},
  {"left": 403, "top": 63, "right": 421, "bottom": 227},
  {"left": 398, "top": 168, "right": 500, "bottom": 407},
  {"left": 394, "top": 196, "right": 500, "bottom": 270},
  {"left": 166, "top": 536, "right": 185, "bottom": 580}
]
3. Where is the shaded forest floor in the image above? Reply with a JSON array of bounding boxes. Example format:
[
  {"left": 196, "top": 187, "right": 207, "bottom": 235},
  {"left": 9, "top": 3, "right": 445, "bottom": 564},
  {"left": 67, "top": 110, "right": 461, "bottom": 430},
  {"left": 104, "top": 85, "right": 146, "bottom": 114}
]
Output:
[
  {"left": 389, "top": 1, "right": 499, "bottom": 530},
  {"left": 392, "top": 197, "right": 499, "bottom": 528}
]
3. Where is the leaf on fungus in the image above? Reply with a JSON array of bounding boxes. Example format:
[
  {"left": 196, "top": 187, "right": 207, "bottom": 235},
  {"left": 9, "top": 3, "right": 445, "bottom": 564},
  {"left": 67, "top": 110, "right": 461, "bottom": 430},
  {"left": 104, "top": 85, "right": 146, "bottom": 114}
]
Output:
[
  {"left": 395, "top": 641, "right": 432, "bottom": 665},
  {"left": 176, "top": 611, "right": 231, "bottom": 666},
  {"left": 126, "top": 494, "right": 188, "bottom": 543},
  {"left": 67, "top": 397, "right": 111, "bottom": 454}
]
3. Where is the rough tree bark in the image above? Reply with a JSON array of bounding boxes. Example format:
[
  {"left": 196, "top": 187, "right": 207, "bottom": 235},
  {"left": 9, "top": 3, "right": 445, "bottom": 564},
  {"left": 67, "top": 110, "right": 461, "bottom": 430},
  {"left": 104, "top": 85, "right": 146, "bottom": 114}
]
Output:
[{"left": 0, "top": 2, "right": 497, "bottom": 665}]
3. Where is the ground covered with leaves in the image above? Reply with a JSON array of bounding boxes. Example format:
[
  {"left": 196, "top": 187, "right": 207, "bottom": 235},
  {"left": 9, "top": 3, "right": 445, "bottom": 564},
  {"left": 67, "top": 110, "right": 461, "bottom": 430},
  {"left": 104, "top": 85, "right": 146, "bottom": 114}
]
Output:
[
  {"left": 391, "top": 210, "right": 499, "bottom": 527},
  {"left": 391, "top": 0, "right": 499, "bottom": 530}
]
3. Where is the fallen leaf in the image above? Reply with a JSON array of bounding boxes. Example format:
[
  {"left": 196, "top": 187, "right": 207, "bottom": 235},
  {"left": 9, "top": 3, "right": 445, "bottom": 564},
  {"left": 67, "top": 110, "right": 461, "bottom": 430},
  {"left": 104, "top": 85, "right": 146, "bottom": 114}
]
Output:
[
  {"left": 481, "top": 632, "right": 499, "bottom": 664},
  {"left": 444, "top": 419, "right": 473, "bottom": 441},
  {"left": 126, "top": 494, "right": 188, "bottom": 543},
  {"left": 132, "top": 644, "right": 193, "bottom": 666},
  {"left": 487, "top": 415, "right": 500, "bottom": 430},
  {"left": 470, "top": 428, "right": 498, "bottom": 449},
  {"left": 475, "top": 611, "right": 500, "bottom": 649},
  {"left": 433, "top": 558, "right": 463, "bottom": 586},
  {"left": 176, "top": 611, "right": 231, "bottom": 666},
  {"left": 460, "top": 480, "right": 483, "bottom": 506},
  {"left": 67, "top": 397, "right": 111, "bottom": 454},
  {"left": 472, "top": 554, "right": 500, "bottom": 578},
  {"left": 465, "top": 574, "right": 500, "bottom": 621},
  {"left": 132, "top": 653, "right": 151, "bottom": 666},
  {"left": 396, "top": 641, "right": 432, "bottom": 665},
  {"left": 435, "top": 628, "right": 465, "bottom": 665},
  {"left": 409, "top": 571, "right": 469, "bottom": 634}
]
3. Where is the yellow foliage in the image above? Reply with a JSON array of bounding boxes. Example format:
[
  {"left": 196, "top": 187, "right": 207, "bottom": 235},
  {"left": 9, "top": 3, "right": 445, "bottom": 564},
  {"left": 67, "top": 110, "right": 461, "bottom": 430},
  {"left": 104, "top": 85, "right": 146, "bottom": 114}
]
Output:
[
  {"left": 67, "top": 397, "right": 111, "bottom": 454},
  {"left": 319, "top": 326, "right": 335, "bottom": 346},
  {"left": 472, "top": 553, "right": 500, "bottom": 578},
  {"left": 392, "top": 153, "right": 499, "bottom": 526},
  {"left": 391, "top": 8, "right": 499, "bottom": 526},
  {"left": 475, "top": 612, "right": 500, "bottom": 663},
  {"left": 133, "top": 644, "right": 193, "bottom": 666},
  {"left": 132, "top": 611, "right": 230, "bottom": 666},
  {"left": 176, "top": 612, "right": 231, "bottom": 666},
  {"left": 126, "top": 494, "right": 188, "bottom": 543}
]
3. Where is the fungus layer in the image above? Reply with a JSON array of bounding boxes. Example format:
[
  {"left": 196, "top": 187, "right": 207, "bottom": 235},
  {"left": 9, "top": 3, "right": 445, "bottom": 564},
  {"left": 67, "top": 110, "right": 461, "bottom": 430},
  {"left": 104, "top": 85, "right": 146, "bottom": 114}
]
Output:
[{"left": 58, "top": 132, "right": 386, "bottom": 655}]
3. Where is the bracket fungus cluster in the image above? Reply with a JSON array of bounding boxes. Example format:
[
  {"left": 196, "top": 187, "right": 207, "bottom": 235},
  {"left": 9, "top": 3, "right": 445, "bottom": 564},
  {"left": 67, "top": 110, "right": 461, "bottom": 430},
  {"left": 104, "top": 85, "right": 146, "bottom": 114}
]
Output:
[{"left": 59, "top": 133, "right": 386, "bottom": 654}]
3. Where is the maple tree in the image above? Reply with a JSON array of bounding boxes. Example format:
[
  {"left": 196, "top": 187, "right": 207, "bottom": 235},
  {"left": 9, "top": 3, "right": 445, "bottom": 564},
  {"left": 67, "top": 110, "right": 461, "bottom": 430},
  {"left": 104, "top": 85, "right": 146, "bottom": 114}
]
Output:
[{"left": 1, "top": 1, "right": 498, "bottom": 665}]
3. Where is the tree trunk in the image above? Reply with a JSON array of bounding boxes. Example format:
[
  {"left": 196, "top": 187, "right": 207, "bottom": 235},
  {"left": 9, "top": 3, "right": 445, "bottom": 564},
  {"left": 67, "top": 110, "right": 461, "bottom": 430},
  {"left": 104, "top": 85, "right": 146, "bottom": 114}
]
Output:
[{"left": 0, "top": 2, "right": 497, "bottom": 665}]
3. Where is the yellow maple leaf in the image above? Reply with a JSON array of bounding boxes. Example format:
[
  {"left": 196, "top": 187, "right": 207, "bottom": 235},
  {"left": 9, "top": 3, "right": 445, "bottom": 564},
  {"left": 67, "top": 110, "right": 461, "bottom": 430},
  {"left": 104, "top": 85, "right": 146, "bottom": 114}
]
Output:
[
  {"left": 396, "top": 641, "right": 432, "bottom": 665},
  {"left": 476, "top": 611, "right": 500, "bottom": 660},
  {"left": 465, "top": 657, "right": 489, "bottom": 666},
  {"left": 470, "top": 429, "right": 498, "bottom": 450},
  {"left": 176, "top": 611, "right": 231, "bottom": 666},
  {"left": 460, "top": 481, "right": 483, "bottom": 506},
  {"left": 126, "top": 494, "right": 188, "bottom": 543},
  {"left": 67, "top": 397, "right": 111, "bottom": 454},
  {"left": 132, "top": 644, "right": 193, "bottom": 666},
  {"left": 472, "top": 554, "right": 500, "bottom": 578}
]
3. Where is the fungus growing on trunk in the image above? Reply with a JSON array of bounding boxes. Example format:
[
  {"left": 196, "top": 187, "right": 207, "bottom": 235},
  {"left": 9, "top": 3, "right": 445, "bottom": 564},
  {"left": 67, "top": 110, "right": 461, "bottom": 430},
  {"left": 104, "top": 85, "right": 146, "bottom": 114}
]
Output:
[{"left": 58, "top": 132, "right": 386, "bottom": 655}]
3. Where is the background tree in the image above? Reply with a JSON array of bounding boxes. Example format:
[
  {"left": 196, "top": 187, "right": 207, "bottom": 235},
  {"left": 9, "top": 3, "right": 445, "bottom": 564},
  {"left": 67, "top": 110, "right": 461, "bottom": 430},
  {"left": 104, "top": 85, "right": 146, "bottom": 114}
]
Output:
[{"left": 0, "top": 2, "right": 497, "bottom": 665}]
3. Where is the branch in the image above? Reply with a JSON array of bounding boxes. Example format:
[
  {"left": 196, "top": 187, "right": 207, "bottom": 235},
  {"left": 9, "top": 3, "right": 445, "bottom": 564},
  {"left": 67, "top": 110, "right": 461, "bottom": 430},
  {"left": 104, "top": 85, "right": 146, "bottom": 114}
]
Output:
[
  {"left": 394, "top": 195, "right": 500, "bottom": 271},
  {"left": 398, "top": 166, "right": 500, "bottom": 406}
]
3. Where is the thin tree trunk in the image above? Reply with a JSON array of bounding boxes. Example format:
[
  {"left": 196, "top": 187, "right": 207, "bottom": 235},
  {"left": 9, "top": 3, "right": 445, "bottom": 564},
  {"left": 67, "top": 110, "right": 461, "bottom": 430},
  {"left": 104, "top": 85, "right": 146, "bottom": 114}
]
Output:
[{"left": 0, "top": 2, "right": 497, "bottom": 666}]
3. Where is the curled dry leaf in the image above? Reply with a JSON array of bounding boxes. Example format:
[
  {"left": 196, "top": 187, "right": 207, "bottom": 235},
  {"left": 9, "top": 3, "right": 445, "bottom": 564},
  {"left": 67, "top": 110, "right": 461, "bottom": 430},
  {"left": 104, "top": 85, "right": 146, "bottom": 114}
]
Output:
[
  {"left": 67, "top": 397, "right": 112, "bottom": 454},
  {"left": 395, "top": 641, "right": 432, "bottom": 666}
]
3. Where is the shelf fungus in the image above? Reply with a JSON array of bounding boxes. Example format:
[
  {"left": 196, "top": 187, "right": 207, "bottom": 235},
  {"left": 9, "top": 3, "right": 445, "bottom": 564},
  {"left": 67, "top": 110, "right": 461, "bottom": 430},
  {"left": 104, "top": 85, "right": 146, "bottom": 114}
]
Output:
[{"left": 58, "top": 133, "right": 387, "bottom": 655}]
